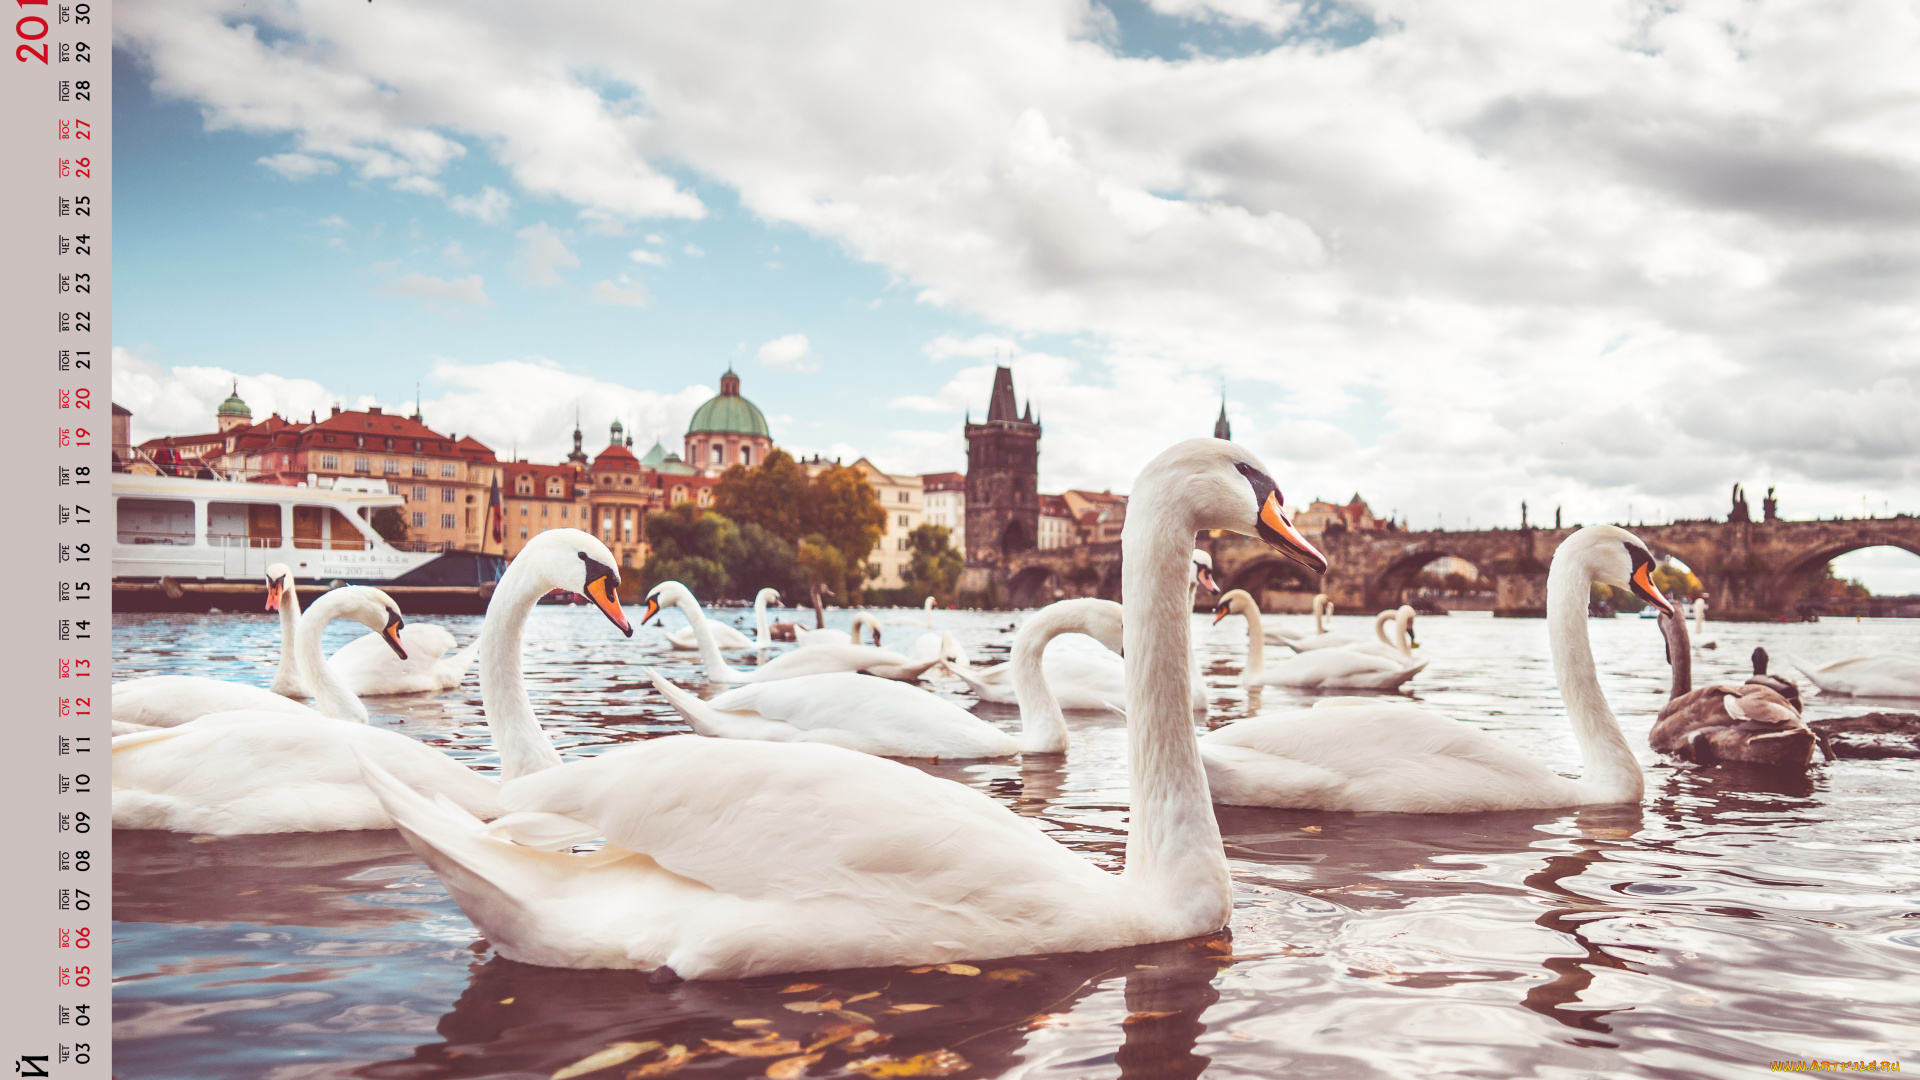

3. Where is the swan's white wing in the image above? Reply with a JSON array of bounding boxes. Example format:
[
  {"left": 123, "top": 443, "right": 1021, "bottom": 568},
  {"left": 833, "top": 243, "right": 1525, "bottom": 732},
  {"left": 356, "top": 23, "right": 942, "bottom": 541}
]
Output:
[
  {"left": 112, "top": 675, "right": 319, "bottom": 728},
  {"left": 1286, "top": 632, "right": 1364, "bottom": 653},
  {"left": 1256, "top": 648, "right": 1424, "bottom": 689},
  {"left": 702, "top": 673, "right": 1020, "bottom": 758},
  {"left": 749, "top": 644, "right": 930, "bottom": 682},
  {"left": 791, "top": 627, "right": 852, "bottom": 648},
  {"left": 1042, "top": 653, "right": 1129, "bottom": 710},
  {"left": 331, "top": 623, "right": 466, "bottom": 696}
]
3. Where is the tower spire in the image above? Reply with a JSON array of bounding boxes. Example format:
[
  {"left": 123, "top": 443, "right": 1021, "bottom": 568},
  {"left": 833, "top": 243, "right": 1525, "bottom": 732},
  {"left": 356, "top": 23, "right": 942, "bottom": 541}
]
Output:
[{"left": 1213, "top": 383, "right": 1232, "bottom": 441}]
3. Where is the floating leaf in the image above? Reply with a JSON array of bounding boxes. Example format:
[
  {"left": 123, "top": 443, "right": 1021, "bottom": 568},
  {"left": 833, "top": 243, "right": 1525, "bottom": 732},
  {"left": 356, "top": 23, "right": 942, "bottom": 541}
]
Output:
[
  {"left": 886, "top": 1004, "right": 940, "bottom": 1013},
  {"left": 844, "top": 991, "right": 880, "bottom": 1004},
  {"left": 985, "top": 968, "right": 1034, "bottom": 982},
  {"left": 628, "top": 1045, "right": 694, "bottom": 1078},
  {"left": 498, "top": 998, "right": 516, "bottom": 1005},
  {"left": 845, "top": 1030, "right": 889, "bottom": 1052},
  {"left": 765, "top": 1053, "right": 823, "bottom": 1080},
  {"left": 551, "top": 1041, "right": 662, "bottom": 1079},
  {"left": 705, "top": 1035, "right": 803, "bottom": 1058},
  {"left": 1124, "top": 1011, "right": 1180, "bottom": 1024},
  {"left": 804, "top": 1020, "right": 870, "bottom": 1052},
  {"left": 847, "top": 1050, "right": 971, "bottom": 1077},
  {"left": 780, "top": 983, "right": 823, "bottom": 994},
  {"left": 906, "top": 966, "right": 934, "bottom": 974},
  {"left": 733, "top": 1019, "right": 774, "bottom": 1029},
  {"left": 1133, "top": 964, "right": 1159, "bottom": 970},
  {"left": 1299, "top": 825, "right": 1323, "bottom": 833}
]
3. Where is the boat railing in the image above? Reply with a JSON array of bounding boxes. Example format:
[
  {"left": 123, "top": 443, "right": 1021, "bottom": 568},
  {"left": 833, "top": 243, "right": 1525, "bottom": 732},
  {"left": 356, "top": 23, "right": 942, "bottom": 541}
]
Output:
[{"left": 207, "top": 535, "right": 290, "bottom": 549}]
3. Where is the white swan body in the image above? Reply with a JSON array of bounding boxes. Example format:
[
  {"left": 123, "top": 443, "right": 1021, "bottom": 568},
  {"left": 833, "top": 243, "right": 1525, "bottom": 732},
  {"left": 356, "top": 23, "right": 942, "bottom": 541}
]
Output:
[
  {"left": 1199, "top": 525, "right": 1668, "bottom": 811},
  {"left": 1261, "top": 593, "right": 1325, "bottom": 647},
  {"left": 1217, "top": 592, "right": 1424, "bottom": 690},
  {"left": 355, "top": 436, "right": 1327, "bottom": 977},
  {"left": 945, "top": 650, "right": 1128, "bottom": 711},
  {"left": 266, "top": 563, "right": 309, "bottom": 697},
  {"left": 113, "top": 585, "right": 409, "bottom": 727},
  {"left": 1341, "top": 607, "right": 1417, "bottom": 661},
  {"left": 659, "top": 586, "right": 757, "bottom": 651},
  {"left": 332, "top": 623, "right": 481, "bottom": 696},
  {"left": 650, "top": 669, "right": 1021, "bottom": 759},
  {"left": 1783, "top": 651, "right": 1920, "bottom": 698},
  {"left": 648, "top": 583, "right": 938, "bottom": 683},
  {"left": 792, "top": 612, "right": 885, "bottom": 649},
  {"left": 112, "top": 531, "right": 634, "bottom": 834}
]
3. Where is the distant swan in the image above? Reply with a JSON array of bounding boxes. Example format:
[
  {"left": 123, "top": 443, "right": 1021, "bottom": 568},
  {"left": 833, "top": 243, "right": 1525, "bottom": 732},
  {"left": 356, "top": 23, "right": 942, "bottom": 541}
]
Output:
[
  {"left": 649, "top": 668, "right": 1021, "bottom": 759},
  {"left": 767, "top": 583, "right": 830, "bottom": 642},
  {"left": 1648, "top": 611, "right": 1815, "bottom": 768},
  {"left": 1198, "top": 525, "right": 1670, "bottom": 811},
  {"left": 659, "top": 585, "right": 756, "bottom": 651},
  {"left": 648, "top": 581, "right": 941, "bottom": 683},
  {"left": 355, "top": 436, "right": 1324, "bottom": 977},
  {"left": 1783, "top": 648, "right": 1920, "bottom": 698},
  {"left": 1213, "top": 590, "right": 1424, "bottom": 690},
  {"left": 1691, "top": 595, "right": 1717, "bottom": 649}
]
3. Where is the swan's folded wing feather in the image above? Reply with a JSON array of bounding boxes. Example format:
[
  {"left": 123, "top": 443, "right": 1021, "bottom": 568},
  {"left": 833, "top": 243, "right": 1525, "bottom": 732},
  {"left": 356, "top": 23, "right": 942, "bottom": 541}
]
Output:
[{"left": 496, "top": 735, "right": 1101, "bottom": 904}]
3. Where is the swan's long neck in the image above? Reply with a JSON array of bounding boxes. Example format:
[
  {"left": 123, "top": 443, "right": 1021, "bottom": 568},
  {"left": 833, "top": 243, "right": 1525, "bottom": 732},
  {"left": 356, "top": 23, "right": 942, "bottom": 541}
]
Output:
[
  {"left": 1692, "top": 598, "right": 1705, "bottom": 636},
  {"left": 476, "top": 564, "right": 566, "bottom": 780},
  {"left": 1547, "top": 551, "right": 1643, "bottom": 803},
  {"left": 1395, "top": 610, "right": 1415, "bottom": 659},
  {"left": 677, "top": 594, "right": 741, "bottom": 680},
  {"left": 754, "top": 591, "right": 772, "bottom": 648},
  {"left": 1009, "top": 604, "right": 1090, "bottom": 753},
  {"left": 1119, "top": 492, "right": 1229, "bottom": 918},
  {"left": 274, "top": 581, "right": 302, "bottom": 689},
  {"left": 296, "top": 592, "right": 367, "bottom": 721},
  {"left": 924, "top": 596, "right": 935, "bottom": 628},
  {"left": 1237, "top": 598, "right": 1265, "bottom": 678},
  {"left": 1661, "top": 611, "right": 1691, "bottom": 701},
  {"left": 812, "top": 588, "right": 826, "bottom": 628},
  {"left": 1373, "top": 610, "right": 1393, "bottom": 646},
  {"left": 1313, "top": 594, "right": 1326, "bottom": 634}
]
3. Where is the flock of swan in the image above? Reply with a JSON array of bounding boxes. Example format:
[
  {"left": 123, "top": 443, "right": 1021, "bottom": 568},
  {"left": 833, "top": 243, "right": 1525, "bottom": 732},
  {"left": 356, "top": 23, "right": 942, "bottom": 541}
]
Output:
[{"left": 110, "top": 438, "right": 1920, "bottom": 980}]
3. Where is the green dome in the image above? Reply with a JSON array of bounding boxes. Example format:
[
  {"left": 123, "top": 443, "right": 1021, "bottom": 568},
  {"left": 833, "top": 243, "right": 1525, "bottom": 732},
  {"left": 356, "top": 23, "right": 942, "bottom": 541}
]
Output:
[
  {"left": 217, "top": 386, "right": 252, "bottom": 419},
  {"left": 686, "top": 370, "right": 770, "bottom": 438}
]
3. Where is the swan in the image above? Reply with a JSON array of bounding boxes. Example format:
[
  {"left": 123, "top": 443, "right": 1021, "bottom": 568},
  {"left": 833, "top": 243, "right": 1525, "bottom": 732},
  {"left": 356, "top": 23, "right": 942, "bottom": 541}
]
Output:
[
  {"left": 657, "top": 585, "right": 756, "bottom": 651},
  {"left": 887, "top": 596, "right": 938, "bottom": 627},
  {"left": 647, "top": 582, "right": 941, "bottom": 683},
  {"left": 112, "top": 585, "right": 410, "bottom": 727},
  {"left": 1197, "top": 524, "right": 1672, "bottom": 811},
  {"left": 793, "top": 612, "right": 885, "bottom": 650},
  {"left": 1782, "top": 648, "right": 1920, "bottom": 698},
  {"left": 1647, "top": 611, "right": 1815, "bottom": 768},
  {"left": 1691, "top": 594, "right": 1717, "bottom": 649},
  {"left": 898, "top": 597, "right": 973, "bottom": 665},
  {"left": 353, "top": 435, "right": 1325, "bottom": 977},
  {"left": 1214, "top": 591, "right": 1425, "bottom": 690},
  {"left": 767, "top": 582, "right": 831, "bottom": 642},
  {"left": 111, "top": 530, "right": 633, "bottom": 834},
  {"left": 648, "top": 669, "right": 1022, "bottom": 759},
  {"left": 1744, "top": 647, "right": 1803, "bottom": 712},
  {"left": 748, "top": 587, "right": 781, "bottom": 648},
  {"left": 1283, "top": 594, "right": 1374, "bottom": 652},
  {"left": 1260, "top": 593, "right": 1327, "bottom": 647},
  {"left": 266, "top": 563, "right": 308, "bottom": 697},
  {"left": 331, "top": 623, "right": 482, "bottom": 696}
]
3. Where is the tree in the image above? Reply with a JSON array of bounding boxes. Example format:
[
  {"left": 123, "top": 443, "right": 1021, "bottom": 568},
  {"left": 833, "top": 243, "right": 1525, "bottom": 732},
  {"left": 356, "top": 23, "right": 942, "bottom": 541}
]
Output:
[
  {"left": 805, "top": 463, "right": 887, "bottom": 570},
  {"left": 369, "top": 506, "right": 410, "bottom": 544},
  {"left": 727, "top": 521, "right": 803, "bottom": 598},
  {"left": 713, "top": 450, "right": 809, "bottom": 540},
  {"left": 796, "top": 535, "right": 852, "bottom": 602},
  {"left": 709, "top": 450, "right": 886, "bottom": 586},
  {"left": 899, "top": 523, "right": 964, "bottom": 606},
  {"left": 640, "top": 505, "right": 742, "bottom": 598}
]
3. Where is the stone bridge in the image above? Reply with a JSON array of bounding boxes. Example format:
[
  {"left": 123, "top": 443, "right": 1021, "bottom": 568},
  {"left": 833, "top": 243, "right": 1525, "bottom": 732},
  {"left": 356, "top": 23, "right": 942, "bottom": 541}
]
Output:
[{"left": 962, "top": 515, "right": 1920, "bottom": 619}]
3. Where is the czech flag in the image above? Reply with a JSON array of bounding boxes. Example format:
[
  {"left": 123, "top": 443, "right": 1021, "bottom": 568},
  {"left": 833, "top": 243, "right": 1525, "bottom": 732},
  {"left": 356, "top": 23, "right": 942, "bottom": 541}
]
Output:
[{"left": 488, "top": 473, "right": 505, "bottom": 545}]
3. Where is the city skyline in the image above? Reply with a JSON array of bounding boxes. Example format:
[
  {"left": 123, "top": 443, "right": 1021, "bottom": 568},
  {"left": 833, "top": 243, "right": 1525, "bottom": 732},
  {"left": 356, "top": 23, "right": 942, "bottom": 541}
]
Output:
[{"left": 111, "top": 1, "right": 1920, "bottom": 592}]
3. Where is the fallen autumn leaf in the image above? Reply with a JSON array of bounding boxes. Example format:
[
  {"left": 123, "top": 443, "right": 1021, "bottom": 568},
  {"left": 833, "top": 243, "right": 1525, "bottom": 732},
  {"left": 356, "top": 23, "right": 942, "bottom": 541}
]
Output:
[{"left": 550, "top": 1041, "right": 661, "bottom": 1080}]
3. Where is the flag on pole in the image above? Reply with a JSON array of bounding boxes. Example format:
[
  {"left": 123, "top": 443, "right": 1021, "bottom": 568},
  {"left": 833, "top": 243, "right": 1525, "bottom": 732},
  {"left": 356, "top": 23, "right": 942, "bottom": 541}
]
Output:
[{"left": 488, "top": 473, "right": 505, "bottom": 546}]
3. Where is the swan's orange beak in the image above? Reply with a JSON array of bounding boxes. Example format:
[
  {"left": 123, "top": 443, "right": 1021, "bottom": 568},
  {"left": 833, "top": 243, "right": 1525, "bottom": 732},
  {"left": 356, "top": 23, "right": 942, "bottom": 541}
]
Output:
[
  {"left": 1630, "top": 560, "right": 1676, "bottom": 616},
  {"left": 265, "top": 578, "right": 284, "bottom": 612},
  {"left": 1212, "top": 600, "right": 1233, "bottom": 625},
  {"left": 641, "top": 596, "right": 661, "bottom": 627},
  {"left": 587, "top": 575, "right": 632, "bottom": 636},
  {"left": 380, "top": 610, "right": 409, "bottom": 660},
  {"left": 1256, "top": 493, "right": 1328, "bottom": 575}
]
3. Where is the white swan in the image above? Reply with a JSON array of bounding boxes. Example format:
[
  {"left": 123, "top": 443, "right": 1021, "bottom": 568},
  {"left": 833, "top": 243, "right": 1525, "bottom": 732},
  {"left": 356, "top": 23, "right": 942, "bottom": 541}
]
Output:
[
  {"left": 1198, "top": 524, "right": 1671, "bottom": 811},
  {"left": 354, "top": 436, "right": 1326, "bottom": 976},
  {"left": 1342, "top": 605, "right": 1417, "bottom": 661},
  {"left": 1783, "top": 650, "right": 1920, "bottom": 698},
  {"left": 793, "top": 611, "right": 885, "bottom": 649},
  {"left": 1260, "top": 592, "right": 1326, "bottom": 647},
  {"left": 749, "top": 587, "right": 781, "bottom": 648},
  {"left": 659, "top": 585, "right": 757, "bottom": 651},
  {"left": 113, "top": 586, "right": 410, "bottom": 727},
  {"left": 647, "top": 582, "right": 941, "bottom": 683},
  {"left": 266, "top": 563, "right": 308, "bottom": 697},
  {"left": 649, "top": 670, "right": 1022, "bottom": 759},
  {"left": 331, "top": 623, "right": 482, "bottom": 696},
  {"left": 1215, "top": 590, "right": 1424, "bottom": 690},
  {"left": 111, "top": 530, "right": 634, "bottom": 834},
  {"left": 1691, "top": 595, "right": 1717, "bottom": 649},
  {"left": 887, "top": 596, "right": 938, "bottom": 627}
]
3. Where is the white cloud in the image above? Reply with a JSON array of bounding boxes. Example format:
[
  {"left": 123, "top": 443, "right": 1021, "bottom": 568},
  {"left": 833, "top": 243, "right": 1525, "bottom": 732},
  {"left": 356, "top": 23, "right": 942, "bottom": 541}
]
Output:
[
  {"left": 589, "top": 275, "right": 650, "bottom": 307},
  {"left": 317, "top": 214, "right": 348, "bottom": 228},
  {"left": 628, "top": 248, "right": 667, "bottom": 266},
  {"left": 755, "top": 333, "right": 818, "bottom": 372},
  {"left": 112, "top": 347, "right": 342, "bottom": 440},
  {"left": 510, "top": 223, "right": 578, "bottom": 287},
  {"left": 257, "top": 152, "right": 337, "bottom": 180},
  {"left": 683, "top": 243, "right": 705, "bottom": 257},
  {"left": 448, "top": 185, "right": 513, "bottom": 224},
  {"left": 645, "top": 233, "right": 665, "bottom": 244},
  {"left": 378, "top": 272, "right": 490, "bottom": 306}
]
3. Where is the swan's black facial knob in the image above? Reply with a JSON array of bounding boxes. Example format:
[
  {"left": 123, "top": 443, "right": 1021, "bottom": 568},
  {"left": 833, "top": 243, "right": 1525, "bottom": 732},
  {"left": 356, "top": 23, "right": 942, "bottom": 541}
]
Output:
[
  {"left": 1234, "top": 462, "right": 1327, "bottom": 574},
  {"left": 578, "top": 553, "right": 631, "bottom": 636},
  {"left": 1623, "top": 543, "right": 1676, "bottom": 615}
]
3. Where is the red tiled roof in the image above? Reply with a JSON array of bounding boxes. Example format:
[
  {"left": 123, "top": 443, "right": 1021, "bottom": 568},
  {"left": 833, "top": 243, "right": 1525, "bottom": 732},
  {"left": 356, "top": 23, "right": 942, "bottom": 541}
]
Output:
[
  {"left": 592, "top": 443, "right": 640, "bottom": 470},
  {"left": 920, "top": 471, "right": 965, "bottom": 490}
]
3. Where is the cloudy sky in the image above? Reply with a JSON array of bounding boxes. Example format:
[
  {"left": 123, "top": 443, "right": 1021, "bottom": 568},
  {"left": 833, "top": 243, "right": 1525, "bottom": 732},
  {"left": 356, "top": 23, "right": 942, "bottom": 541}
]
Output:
[{"left": 112, "top": 0, "right": 1920, "bottom": 587}]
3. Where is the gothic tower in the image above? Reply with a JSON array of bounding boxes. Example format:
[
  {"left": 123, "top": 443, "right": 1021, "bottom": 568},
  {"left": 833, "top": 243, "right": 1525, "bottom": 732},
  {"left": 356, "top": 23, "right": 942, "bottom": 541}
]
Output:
[
  {"left": 964, "top": 366, "right": 1041, "bottom": 567},
  {"left": 1213, "top": 393, "right": 1232, "bottom": 441}
]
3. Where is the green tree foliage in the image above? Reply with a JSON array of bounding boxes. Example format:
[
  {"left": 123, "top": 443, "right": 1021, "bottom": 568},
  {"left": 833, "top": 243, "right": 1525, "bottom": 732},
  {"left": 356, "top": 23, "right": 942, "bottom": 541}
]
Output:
[
  {"left": 1801, "top": 562, "right": 1871, "bottom": 602},
  {"left": 369, "top": 506, "right": 410, "bottom": 544},
  {"left": 730, "top": 521, "right": 804, "bottom": 598},
  {"left": 1651, "top": 562, "right": 1703, "bottom": 598},
  {"left": 806, "top": 464, "right": 888, "bottom": 570},
  {"left": 899, "top": 523, "right": 964, "bottom": 606},
  {"left": 796, "top": 535, "right": 852, "bottom": 603},
  {"left": 713, "top": 451, "right": 886, "bottom": 570},
  {"left": 638, "top": 506, "right": 805, "bottom": 601}
]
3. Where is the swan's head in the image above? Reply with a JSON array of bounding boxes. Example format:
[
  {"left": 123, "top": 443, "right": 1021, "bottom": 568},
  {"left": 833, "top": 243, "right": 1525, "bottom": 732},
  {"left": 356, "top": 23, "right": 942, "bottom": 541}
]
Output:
[
  {"left": 1191, "top": 549, "right": 1218, "bottom": 595},
  {"left": 332, "top": 586, "right": 409, "bottom": 660},
  {"left": 641, "top": 581, "right": 694, "bottom": 629},
  {"left": 1131, "top": 440, "right": 1326, "bottom": 574},
  {"left": 1211, "top": 589, "right": 1257, "bottom": 624},
  {"left": 264, "top": 562, "right": 292, "bottom": 612},
  {"left": 758, "top": 587, "right": 784, "bottom": 607},
  {"left": 1398, "top": 604, "right": 1419, "bottom": 647},
  {"left": 1563, "top": 525, "right": 1676, "bottom": 616},
  {"left": 514, "top": 529, "right": 631, "bottom": 636}
]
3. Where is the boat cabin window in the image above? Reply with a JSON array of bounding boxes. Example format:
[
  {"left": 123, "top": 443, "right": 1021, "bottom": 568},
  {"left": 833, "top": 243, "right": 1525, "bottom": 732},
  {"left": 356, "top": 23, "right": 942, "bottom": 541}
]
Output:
[
  {"left": 118, "top": 498, "right": 194, "bottom": 545},
  {"left": 292, "top": 505, "right": 370, "bottom": 550},
  {"left": 207, "top": 502, "right": 284, "bottom": 548}
]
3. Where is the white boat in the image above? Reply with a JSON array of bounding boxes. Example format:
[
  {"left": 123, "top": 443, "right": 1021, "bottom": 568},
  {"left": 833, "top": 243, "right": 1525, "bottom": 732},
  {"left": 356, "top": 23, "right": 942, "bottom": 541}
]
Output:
[{"left": 113, "top": 472, "right": 505, "bottom": 612}]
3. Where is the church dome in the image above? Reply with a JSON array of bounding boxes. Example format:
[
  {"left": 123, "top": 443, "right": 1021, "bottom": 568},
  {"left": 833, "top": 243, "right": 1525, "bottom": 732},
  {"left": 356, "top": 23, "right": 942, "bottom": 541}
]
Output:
[
  {"left": 687, "top": 369, "right": 770, "bottom": 438},
  {"left": 217, "top": 385, "right": 252, "bottom": 421}
]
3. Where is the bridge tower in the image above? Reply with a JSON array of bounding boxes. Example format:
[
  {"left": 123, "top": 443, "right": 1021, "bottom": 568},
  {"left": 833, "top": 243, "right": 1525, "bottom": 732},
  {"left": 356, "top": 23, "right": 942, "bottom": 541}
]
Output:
[{"left": 963, "top": 366, "right": 1041, "bottom": 568}]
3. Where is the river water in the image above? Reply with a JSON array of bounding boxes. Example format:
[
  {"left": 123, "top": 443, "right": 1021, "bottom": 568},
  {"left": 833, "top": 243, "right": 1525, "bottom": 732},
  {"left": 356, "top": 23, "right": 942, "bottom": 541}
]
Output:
[{"left": 112, "top": 606, "right": 1920, "bottom": 1079}]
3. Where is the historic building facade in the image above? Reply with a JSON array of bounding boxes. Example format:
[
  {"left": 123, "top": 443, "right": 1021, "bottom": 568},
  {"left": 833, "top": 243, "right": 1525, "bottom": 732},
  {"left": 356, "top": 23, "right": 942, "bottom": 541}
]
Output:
[
  {"left": 962, "top": 366, "right": 1041, "bottom": 567},
  {"left": 851, "top": 459, "right": 924, "bottom": 589},
  {"left": 684, "top": 368, "right": 774, "bottom": 478},
  {"left": 920, "top": 472, "right": 965, "bottom": 554}
]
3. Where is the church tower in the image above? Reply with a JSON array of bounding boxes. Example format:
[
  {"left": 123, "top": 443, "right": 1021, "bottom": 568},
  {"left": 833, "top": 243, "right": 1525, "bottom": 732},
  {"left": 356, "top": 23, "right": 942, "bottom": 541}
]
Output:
[
  {"left": 963, "top": 366, "right": 1041, "bottom": 567},
  {"left": 1213, "top": 393, "right": 1232, "bottom": 441}
]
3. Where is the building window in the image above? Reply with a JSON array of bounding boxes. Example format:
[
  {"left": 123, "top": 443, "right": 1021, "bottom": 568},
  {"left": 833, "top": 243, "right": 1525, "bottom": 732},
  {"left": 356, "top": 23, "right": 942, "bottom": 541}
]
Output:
[
  {"left": 442, "top": 487, "right": 456, "bottom": 502},
  {"left": 411, "top": 511, "right": 425, "bottom": 528},
  {"left": 384, "top": 458, "right": 398, "bottom": 475},
  {"left": 547, "top": 480, "right": 563, "bottom": 497},
  {"left": 320, "top": 454, "right": 339, "bottom": 470},
  {"left": 520, "top": 504, "right": 529, "bottom": 517},
  {"left": 711, "top": 442, "right": 723, "bottom": 463},
  {"left": 412, "top": 485, "right": 427, "bottom": 502},
  {"left": 899, "top": 538, "right": 908, "bottom": 551},
  {"left": 897, "top": 514, "right": 909, "bottom": 527},
  {"left": 601, "top": 513, "right": 613, "bottom": 538},
  {"left": 541, "top": 503, "right": 549, "bottom": 518},
  {"left": 741, "top": 446, "right": 752, "bottom": 466},
  {"left": 441, "top": 463, "right": 458, "bottom": 478},
  {"left": 413, "top": 440, "right": 423, "bottom": 452},
  {"left": 899, "top": 491, "right": 908, "bottom": 503},
  {"left": 353, "top": 457, "right": 371, "bottom": 473},
  {"left": 561, "top": 505, "right": 569, "bottom": 519},
  {"left": 441, "top": 513, "right": 456, "bottom": 528},
  {"left": 520, "top": 526, "right": 529, "bottom": 539},
  {"left": 412, "top": 460, "right": 427, "bottom": 477},
  {"left": 323, "top": 434, "right": 336, "bottom": 444},
  {"left": 516, "top": 476, "right": 532, "bottom": 495}
]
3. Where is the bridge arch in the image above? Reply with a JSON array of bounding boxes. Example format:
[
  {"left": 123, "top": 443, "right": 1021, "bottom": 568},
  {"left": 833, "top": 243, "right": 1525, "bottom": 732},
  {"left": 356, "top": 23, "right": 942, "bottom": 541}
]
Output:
[
  {"left": 1769, "top": 538, "right": 1920, "bottom": 611},
  {"left": 1224, "top": 555, "right": 1323, "bottom": 614}
]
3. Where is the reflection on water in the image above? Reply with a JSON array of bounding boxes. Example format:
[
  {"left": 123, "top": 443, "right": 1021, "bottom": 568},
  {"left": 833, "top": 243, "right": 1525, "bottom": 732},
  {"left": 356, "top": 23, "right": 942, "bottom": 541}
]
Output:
[{"left": 114, "top": 608, "right": 1920, "bottom": 1077}]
